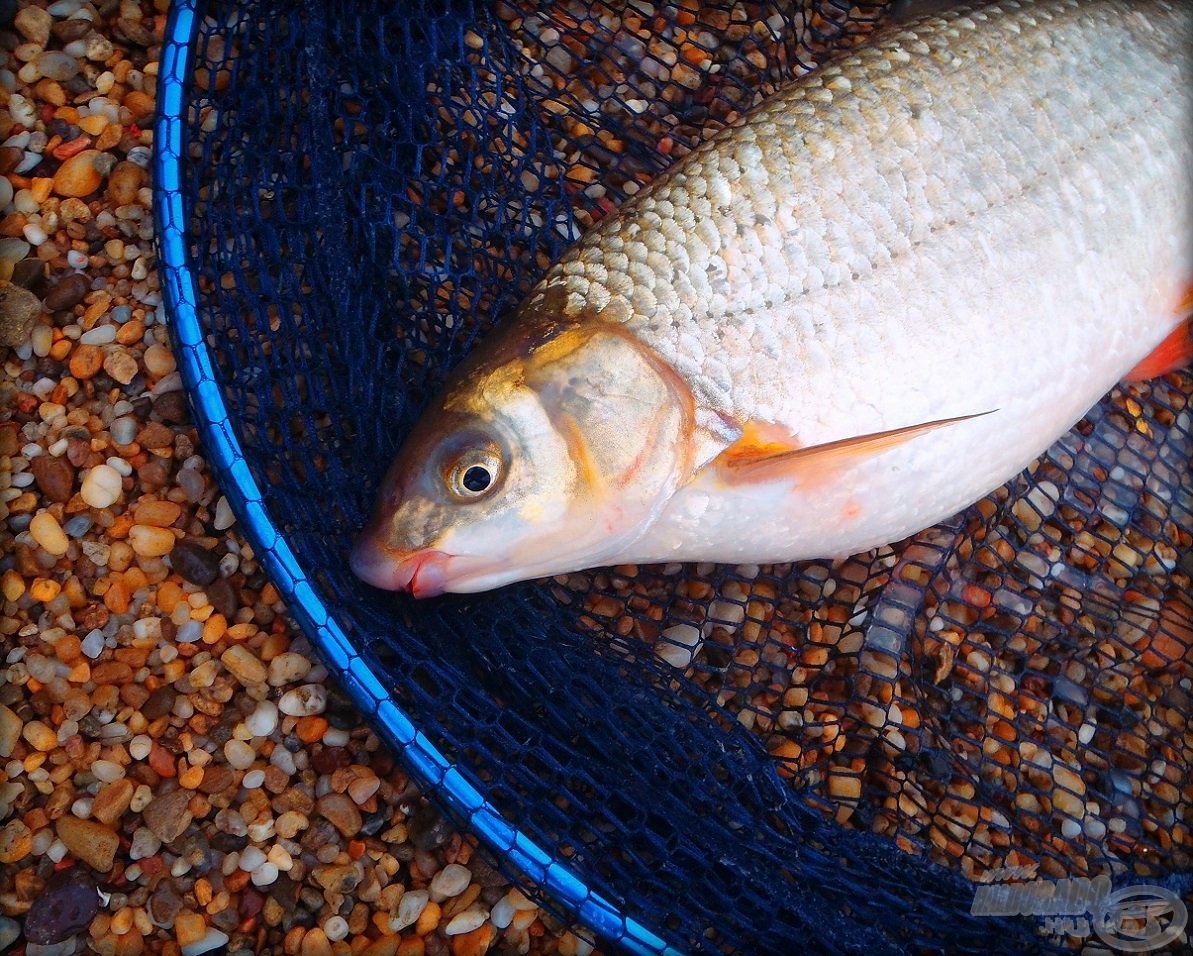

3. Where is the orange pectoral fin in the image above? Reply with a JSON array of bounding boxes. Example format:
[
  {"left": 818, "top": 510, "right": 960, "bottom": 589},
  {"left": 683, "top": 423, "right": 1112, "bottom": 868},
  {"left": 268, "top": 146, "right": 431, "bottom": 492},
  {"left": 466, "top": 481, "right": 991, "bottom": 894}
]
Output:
[
  {"left": 1124, "top": 286, "right": 1193, "bottom": 382},
  {"left": 712, "top": 410, "right": 997, "bottom": 485}
]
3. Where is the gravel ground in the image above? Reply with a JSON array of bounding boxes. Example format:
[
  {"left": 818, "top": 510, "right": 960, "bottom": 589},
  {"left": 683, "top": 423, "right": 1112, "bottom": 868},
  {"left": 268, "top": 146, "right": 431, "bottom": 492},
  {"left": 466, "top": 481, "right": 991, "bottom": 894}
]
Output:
[{"left": 0, "top": 3, "right": 589, "bottom": 954}]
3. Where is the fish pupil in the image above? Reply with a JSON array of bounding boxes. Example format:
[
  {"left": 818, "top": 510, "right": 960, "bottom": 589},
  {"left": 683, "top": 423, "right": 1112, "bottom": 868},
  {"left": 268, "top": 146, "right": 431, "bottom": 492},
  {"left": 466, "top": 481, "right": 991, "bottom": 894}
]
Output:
[{"left": 462, "top": 465, "right": 491, "bottom": 493}]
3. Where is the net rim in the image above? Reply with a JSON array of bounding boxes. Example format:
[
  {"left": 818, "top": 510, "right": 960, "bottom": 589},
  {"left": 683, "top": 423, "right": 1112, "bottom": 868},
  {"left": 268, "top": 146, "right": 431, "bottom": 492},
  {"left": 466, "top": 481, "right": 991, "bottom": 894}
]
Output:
[{"left": 151, "top": 3, "right": 681, "bottom": 952}]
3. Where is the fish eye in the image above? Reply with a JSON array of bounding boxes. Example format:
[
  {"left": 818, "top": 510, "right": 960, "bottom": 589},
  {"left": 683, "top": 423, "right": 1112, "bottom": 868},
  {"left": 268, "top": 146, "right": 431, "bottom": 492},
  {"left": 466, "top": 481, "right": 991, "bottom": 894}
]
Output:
[{"left": 445, "top": 446, "right": 503, "bottom": 501}]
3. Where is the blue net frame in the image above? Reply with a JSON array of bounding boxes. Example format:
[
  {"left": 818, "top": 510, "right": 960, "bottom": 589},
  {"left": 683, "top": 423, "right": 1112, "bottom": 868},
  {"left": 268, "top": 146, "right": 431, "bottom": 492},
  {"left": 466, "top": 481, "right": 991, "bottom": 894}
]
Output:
[{"left": 153, "top": 2, "right": 1192, "bottom": 953}]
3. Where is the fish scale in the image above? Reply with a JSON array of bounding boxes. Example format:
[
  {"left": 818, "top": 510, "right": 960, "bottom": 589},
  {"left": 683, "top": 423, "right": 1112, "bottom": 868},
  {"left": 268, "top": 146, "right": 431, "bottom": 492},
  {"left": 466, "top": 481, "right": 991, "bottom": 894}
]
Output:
[
  {"left": 523, "top": 0, "right": 1189, "bottom": 441},
  {"left": 354, "top": 0, "right": 1193, "bottom": 594}
]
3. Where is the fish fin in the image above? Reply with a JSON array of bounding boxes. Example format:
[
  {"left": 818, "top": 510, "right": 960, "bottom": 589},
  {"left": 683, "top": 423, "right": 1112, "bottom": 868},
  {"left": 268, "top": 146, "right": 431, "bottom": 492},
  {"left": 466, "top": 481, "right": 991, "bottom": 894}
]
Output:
[
  {"left": 1124, "top": 286, "right": 1193, "bottom": 382},
  {"left": 712, "top": 411, "right": 996, "bottom": 485}
]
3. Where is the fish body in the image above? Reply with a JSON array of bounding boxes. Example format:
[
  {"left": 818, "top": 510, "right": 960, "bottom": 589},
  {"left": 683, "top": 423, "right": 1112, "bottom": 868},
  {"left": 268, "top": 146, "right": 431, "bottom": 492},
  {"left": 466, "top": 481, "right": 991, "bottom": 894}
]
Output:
[{"left": 353, "top": 0, "right": 1193, "bottom": 596}]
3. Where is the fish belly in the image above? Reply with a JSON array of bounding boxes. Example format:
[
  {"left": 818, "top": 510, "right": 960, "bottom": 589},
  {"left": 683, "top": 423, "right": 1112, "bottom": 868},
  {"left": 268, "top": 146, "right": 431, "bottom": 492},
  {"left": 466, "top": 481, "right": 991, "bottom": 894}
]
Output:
[{"left": 526, "top": 0, "right": 1192, "bottom": 564}]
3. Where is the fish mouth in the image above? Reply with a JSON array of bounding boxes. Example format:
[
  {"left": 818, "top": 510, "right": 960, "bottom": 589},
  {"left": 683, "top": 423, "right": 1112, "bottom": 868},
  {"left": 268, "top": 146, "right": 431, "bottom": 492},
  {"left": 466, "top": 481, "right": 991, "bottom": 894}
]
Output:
[{"left": 350, "top": 543, "right": 452, "bottom": 598}]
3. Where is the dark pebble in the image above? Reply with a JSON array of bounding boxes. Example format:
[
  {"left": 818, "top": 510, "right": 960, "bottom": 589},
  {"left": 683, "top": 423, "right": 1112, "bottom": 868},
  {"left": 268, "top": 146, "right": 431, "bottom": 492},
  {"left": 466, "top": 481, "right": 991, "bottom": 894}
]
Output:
[
  {"left": 114, "top": 17, "right": 155, "bottom": 47},
  {"left": 65, "top": 437, "right": 92, "bottom": 468},
  {"left": 169, "top": 540, "right": 221, "bottom": 587},
  {"left": 11, "top": 257, "right": 45, "bottom": 292},
  {"left": 135, "top": 458, "right": 170, "bottom": 489},
  {"left": 239, "top": 889, "right": 264, "bottom": 920},
  {"left": 152, "top": 391, "right": 190, "bottom": 425},
  {"left": 210, "top": 906, "right": 241, "bottom": 934},
  {"left": 42, "top": 273, "right": 92, "bottom": 312},
  {"left": 207, "top": 577, "right": 239, "bottom": 619},
  {"left": 323, "top": 683, "right": 360, "bottom": 730},
  {"left": 51, "top": 18, "right": 91, "bottom": 42},
  {"left": 310, "top": 745, "right": 351, "bottom": 775},
  {"left": 408, "top": 802, "right": 453, "bottom": 850},
  {"left": 140, "top": 685, "right": 176, "bottom": 720},
  {"left": 267, "top": 873, "right": 300, "bottom": 907},
  {"left": 23, "top": 867, "right": 100, "bottom": 944},
  {"left": 197, "top": 763, "right": 235, "bottom": 796},
  {"left": 146, "top": 881, "right": 183, "bottom": 929},
  {"left": 31, "top": 455, "right": 75, "bottom": 503},
  {"left": 0, "top": 147, "right": 21, "bottom": 176}
]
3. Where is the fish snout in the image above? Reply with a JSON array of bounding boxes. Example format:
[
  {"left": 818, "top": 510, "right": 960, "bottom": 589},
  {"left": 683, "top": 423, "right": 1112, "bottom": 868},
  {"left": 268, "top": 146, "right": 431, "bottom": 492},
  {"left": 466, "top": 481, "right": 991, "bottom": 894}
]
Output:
[{"left": 350, "top": 540, "right": 451, "bottom": 598}]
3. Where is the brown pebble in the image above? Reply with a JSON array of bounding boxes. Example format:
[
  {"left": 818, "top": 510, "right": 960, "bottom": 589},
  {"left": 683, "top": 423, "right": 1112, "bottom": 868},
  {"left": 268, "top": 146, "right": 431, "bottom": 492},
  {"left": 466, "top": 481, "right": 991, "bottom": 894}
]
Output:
[
  {"left": 197, "top": 764, "right": 235, "bottom": 796},
  {"left": 137, "top": 421, "right": 174, "bottom": 450},
  {"left": 0, "top": 148, "right": 23, "bottom": 176},
  {"left": 141, "top": 788, "right": 193, "bottom": 843},
  {"left": 152, "top": 391, "right": 190, "bottom": 425},
  {"left": 68, "top": 344, "right": 104, "bottom": 380},
  {"left": 0, "top": 283, "right": 42, "bottom": 347},
  {"left": 32, "top": 455, "right": 76, "bottom": 503},
  {"left": 56, "top": 815, "right": 119, "bottom": 871},
  {"left": 43, "top": 273, "right": 92, "bottom": 311},
  {"left": 316, "top": 793, "right": 362, "bottom": 839},
  {"left": 107, "top": 161, "right": 146, "bottom": 205},
  {"left": 141, "top": 685, "right": 177, "bottom": 720},
  {"left": 123, "top": 90, "right": 156, "bottom": 123},
  {"left": 103, "top": 347, "right": 139, "bottom": 385},
  {"left": 53, "top": 150, "right": 107, "bottom": 198},
  {"left": 313, "top": 863, "right": 361, "bottom": 893},
  {"left": 91, "top": 778, "right": 135, "bottom": 827},
  {"left": 14, "top": 6, "right": 51, "bottom": 46}
]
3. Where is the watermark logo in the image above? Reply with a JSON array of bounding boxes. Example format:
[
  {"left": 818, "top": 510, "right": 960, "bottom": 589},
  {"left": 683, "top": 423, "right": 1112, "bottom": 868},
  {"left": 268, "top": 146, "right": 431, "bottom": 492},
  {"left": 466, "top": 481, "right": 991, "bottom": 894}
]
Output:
[{"left": 971, "top": 868, "right": 1188, "bottom": 952}]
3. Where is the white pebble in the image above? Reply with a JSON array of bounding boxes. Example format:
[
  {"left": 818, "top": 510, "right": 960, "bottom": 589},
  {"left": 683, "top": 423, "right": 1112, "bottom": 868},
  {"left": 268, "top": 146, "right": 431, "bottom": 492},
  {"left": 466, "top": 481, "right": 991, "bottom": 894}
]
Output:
[
  {"left": 129, "top": 735, "right": 152, "bottom": 760},
  {"left": 490, "top": 897, "right": 515, "bottom": 930},
  {"left": 67, "top": 249, "right": 89, "bottom": 269},
  {"left": 238, "top": 845, "right": 267, "bottom": 871},
  {"left": 242, "top": 769, "right": 265, "bottom": 790},
  {"left": 80, "top": 629, "right": 105, "bottom": 659},
  {"left": 80, "top": 463, "right": 124, "bottom": 509},
  {"left": 251, "top": 861, "right": 279, "bottom": 886},
  {"left": 213, "top": 496, "right": 236, "bottom": 530},
  {"left": 323, "top": 916, "right": 349, "bottom": 942},
  {"left": 391, "top": 890, "right": 429, "bottom": 931},
  {"left": 268, "top": 653, "right": 312, "bottom": 687},
  {"left": 180, "top": 927, "right": 229, "bottom": 956},
  {"left": 80, "top": 324, "right": 117, "bottom": 345},
  {"left": 656, "top": 624, "right": 702, "bottom": 669},
  {"left": 176, "top": 620, "right": 202, "bottom": 643},
  {"left": 444, "top": 907, "right": 487, "bottom": 936},
  {"left": 1078, "top": 722, "right": 1095, "bottom": 745},
  {"left": 224, "top": 739, "right": 255, "bottom": 770},
  {"left": 1061, "top": 818, "right": 1082, "bottom": 840},
  {"left": 430, "top": 862, "right": 471, "bottom": 901},
  {"left": 245, "top": 700, "right": 278, "bottom": 738},
  {"left": 21, "top": 222, "right": 47, "bottom": 246},
  {"left": 278, "top": 684, "right": 327, "bottom": 717},
  {"left": 106, "top": 456, "right": 133, "bottom": 477},
  {"left": 90, "top": 759, "right": 123, "bottom": 783},
  {"left": 132, "top": 618, "right": 162, "bottom": 641},
  {"left": 322, "top": 727, "right": 349, "bottom": 747}
]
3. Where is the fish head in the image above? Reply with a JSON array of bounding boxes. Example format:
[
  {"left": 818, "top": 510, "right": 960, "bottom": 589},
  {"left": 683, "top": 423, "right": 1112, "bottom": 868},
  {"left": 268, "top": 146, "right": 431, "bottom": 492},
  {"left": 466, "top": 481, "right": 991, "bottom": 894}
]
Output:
[{"left": 351, "top": 319, "right": 695, "bottom": 596}]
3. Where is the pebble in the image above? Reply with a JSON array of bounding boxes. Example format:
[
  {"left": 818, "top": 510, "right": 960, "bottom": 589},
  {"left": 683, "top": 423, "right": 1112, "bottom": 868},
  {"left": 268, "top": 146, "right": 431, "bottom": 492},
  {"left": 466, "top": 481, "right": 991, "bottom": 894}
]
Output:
[
  {"left": 55, "top": 815, "right": 118, "bottom": 871},
  {"left": 142, "top": 788, "right": 192, "bottom": 843},
  {"left": 213, "top": 495, "right": 236, "bottom": 530},
  {"left": 52, "top": 149, "right": 107, "bottom": 198},
  {"left": 170, "top": 540, "right": 221, "bottom": 586},
  {"left": 180, "top": 927, "right": 229, "bottom": 956},
  {"left": 430, "top": 863, "right": 472, "bottom": 902},
  {"left": 0, "top": 821, "right": 32, "bottom": 864},
  {"left": 0, "top": 283, "right": 41, "bottom": 347},
  {"left": 0, "top": 918, "right": 18, "bottom": 951},
  {"left": 128, "top": 827, "right": 160, "bottom": 860},
  {"left": 22, "top": 867, "right": 99, "bottom": 945},
  {"left": 316, "top": 793, "right": 362, "bottom": 838},
  {"left": 31, "top": 456, "right": 74, "bottom": 503},
  {"left": 392, "top": 890, "right": 430, "bottom": 931},
  {"left": 128, "top": 524, "right": 176, "bottom": 557},
  {"left": 224, "top": 739, "right": 255, "bottom": 770},
  {"left": 443, "top": 907, "right": 488, "bottom": 936},
  {"left": 269, "top": 652, "right": 313, "bottom": 686},
  {"left": 245, "top": 700, "right": 279, "bottom": 737},
  {"left": 278, "top": 683, "right": 327, "bottom": 716},
  {"left": 80, "top": 463, "right": 123, "bottom": 508},
  {"left": 42, "top": 272, "right": 90, "bottom": 310},
  {"left": 0, "top": 705, "right": 20, "bottom": 758},
  {"left": 14, "top": 7, "right": 51, "bottom": 46}
]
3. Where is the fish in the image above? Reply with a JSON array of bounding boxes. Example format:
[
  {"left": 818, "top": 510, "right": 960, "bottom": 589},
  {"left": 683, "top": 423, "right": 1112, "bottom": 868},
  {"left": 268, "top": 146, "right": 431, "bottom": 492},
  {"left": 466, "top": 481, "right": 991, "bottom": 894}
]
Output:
[{"left": 352, "top": 0, "right": 1193, "bottom": 597}]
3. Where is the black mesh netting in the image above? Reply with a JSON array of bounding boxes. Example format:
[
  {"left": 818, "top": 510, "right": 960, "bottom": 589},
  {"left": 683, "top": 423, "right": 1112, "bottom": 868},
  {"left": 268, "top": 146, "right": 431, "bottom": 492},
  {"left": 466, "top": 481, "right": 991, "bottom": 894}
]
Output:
[{"left": 164, "top": 1, "right": 1193, "bottom": 952}]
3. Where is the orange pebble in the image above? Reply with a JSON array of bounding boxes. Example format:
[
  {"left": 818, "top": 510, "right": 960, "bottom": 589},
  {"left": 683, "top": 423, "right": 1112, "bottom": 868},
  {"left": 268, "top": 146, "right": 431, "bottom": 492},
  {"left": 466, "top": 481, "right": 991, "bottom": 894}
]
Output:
[
  {"left": 156, "top": 581, "right": 184, "bottom": 612},
  {"left": 67, "top": 661, "right": 91, "bottom": 683},
  {"left": 49, "top": 338, "right": 72, "bottom": 362},
  {"left": 148, "top": 743, "right": 176, "bottom": 778},
  {"left": 201, "top": 614, "right": 227, "bottom": 644},
  {"left": 29, "top": 578, "right": 62, "bottom": 603},
  {"left": 108, "top": 513, "right": 134, "bottom": 539},
  {"left": 295, "top": 716, "right": 328, "bottom": 744},
  {"left": 53, "top": 634, "right": 82, "bottom": 663},
  {"left": 347, "top": 840, "right": 365, "bottom": 860},
  {"left": 104, "top": 580, "right": 131, "bottom": 614},
  {"left": 178, "top": 764, "right": 205, "bottom": 790}
]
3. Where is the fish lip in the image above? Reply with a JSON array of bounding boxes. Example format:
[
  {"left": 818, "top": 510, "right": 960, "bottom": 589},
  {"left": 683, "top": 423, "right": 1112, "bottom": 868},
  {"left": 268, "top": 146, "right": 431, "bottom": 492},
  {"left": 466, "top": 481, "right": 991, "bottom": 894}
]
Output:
[{"left": 350, "top": 542, "right": 452, "bottom": 598}]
